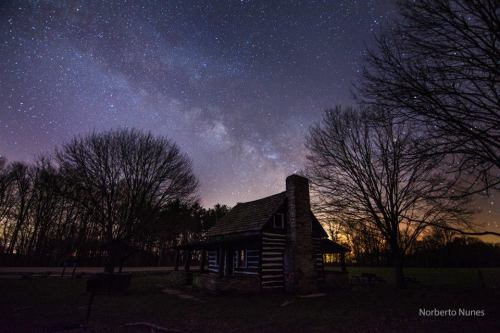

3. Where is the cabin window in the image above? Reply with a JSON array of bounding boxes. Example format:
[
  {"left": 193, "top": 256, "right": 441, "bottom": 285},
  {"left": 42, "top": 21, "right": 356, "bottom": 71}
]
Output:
[
  {"left": 273, "top": 213, "right": 285, "bottom": 229},
  {"left": 235, "top": 249, "right": 247, "bottom": 268}
]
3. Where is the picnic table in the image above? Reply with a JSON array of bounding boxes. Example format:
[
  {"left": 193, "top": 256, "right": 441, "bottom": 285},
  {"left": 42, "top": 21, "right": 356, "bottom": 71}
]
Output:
[{"left": 350, "top": 272, "right": 386, "bottom": 286}]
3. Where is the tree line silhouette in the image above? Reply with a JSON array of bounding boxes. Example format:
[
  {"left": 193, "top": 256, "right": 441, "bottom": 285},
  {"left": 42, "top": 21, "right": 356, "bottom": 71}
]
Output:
[
  {"left": 0, "top": 129, "right": 229, "bottom": 271},
  {"left": 341, "top": 227, "right": 500, "bottom": 268}
]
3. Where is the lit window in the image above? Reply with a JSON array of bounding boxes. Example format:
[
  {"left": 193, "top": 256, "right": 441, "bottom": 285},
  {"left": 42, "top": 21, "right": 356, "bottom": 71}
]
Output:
[
  {"left": 273, "top": 213, "right": 285, "bottom": 229},
  {"left": 235, "top": 249, "right": 247, "bottom": 268}
]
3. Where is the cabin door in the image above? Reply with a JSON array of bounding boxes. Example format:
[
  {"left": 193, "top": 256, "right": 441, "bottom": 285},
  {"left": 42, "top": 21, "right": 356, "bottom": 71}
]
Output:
[{"left": 225, "top": 248, "right": 234, "bottom": 276}]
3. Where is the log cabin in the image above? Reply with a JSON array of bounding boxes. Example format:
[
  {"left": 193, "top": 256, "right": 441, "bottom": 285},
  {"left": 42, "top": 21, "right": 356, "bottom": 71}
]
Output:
[{"left": 176, "top": 174, "right": 348, "bottom": 293}]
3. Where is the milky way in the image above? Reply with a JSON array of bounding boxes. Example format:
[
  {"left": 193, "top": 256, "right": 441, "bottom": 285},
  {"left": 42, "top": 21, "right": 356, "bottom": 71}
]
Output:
[{"left": 0, "top": 0, "right": 420, "bottom": 207}]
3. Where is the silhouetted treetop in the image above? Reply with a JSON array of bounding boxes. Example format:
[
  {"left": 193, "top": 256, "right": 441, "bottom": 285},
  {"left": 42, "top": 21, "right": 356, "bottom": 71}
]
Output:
[
  {"left": 55, "top": 128, "right": 198, "bottom": 272},
  {"left": 360, "top": 0, "right": 500, "bottom": 194}
]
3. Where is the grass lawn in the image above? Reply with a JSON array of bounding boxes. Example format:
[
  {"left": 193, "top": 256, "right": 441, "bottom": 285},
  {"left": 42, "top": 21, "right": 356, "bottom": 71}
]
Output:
[
  {"left": 341, "top": 267, "right": 500, "bottom": 289},
  {"left": 0, "top": 269, "right": 499, "bottom": 332}
]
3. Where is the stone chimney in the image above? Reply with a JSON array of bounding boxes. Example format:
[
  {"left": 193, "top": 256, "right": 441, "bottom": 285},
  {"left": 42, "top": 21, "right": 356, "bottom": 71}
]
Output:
[{"left": 284, "top": 174, "right": 317, "bottom": 293}]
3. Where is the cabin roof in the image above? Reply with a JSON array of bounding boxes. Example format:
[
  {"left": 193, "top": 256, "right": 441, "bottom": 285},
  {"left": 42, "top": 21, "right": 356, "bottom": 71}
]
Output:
[
  {"left": 206, "top": 192, "right": 286, "bottom": 237},
  {"left": 206, "top": 191, "right": 329, "bottom": 239}
]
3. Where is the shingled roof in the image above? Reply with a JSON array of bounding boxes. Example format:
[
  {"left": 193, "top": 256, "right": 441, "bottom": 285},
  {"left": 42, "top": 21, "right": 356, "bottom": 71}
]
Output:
[{"left": 206, "top": 192, "right": 286, "bottom": 237}]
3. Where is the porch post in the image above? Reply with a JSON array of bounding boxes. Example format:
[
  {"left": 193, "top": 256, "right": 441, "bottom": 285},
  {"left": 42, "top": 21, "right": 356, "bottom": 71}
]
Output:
[
  {"left": 225, "top": 247, "right": 233, "bottom": 276},
  {"left": 200, "top": 249, "right": 206, "bottom": 272},
  {"left": 340, "top": 252, "right": 346, "bottom": 272},
  {"left": 218, "top": 248, "right": 225, "bottom": 277},
  {"left": 174, "top": 248, "right": 180, "bottom": 271},
  {"left": 184, "top": 249, "right": 191, "bottom": 272}
]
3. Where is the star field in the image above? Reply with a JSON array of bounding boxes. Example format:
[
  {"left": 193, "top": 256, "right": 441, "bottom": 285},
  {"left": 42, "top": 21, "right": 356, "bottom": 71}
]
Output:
[
  {"left": 1, "top": 0, "right": 394, "bottom": 206},
  {"left": 0, "top": 0, "right": 497, "bottom": 237}
]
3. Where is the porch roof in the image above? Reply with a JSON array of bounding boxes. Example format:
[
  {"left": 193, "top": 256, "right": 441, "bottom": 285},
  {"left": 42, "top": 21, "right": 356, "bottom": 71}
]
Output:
[
  {"left": 321, "top": 239, "right": 350, "bottom": 254},
  {"left": 178, "top": 232, "right": 260, "bottom": 250}
]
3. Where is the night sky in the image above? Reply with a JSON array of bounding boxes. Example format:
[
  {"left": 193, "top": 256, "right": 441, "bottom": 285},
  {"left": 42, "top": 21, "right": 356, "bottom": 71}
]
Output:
[{"left": 0, "top": 1, "right": 497, "bottom": 236}]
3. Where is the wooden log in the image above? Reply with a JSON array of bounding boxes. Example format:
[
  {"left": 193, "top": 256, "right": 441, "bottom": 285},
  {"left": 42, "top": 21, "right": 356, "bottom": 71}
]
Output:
[{"left": 124, "top": 321, "right": 182, "bottom": 332}]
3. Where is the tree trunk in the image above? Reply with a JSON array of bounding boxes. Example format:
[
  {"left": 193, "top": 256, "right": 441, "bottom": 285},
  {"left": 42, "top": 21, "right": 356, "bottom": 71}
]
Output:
[
  {"left": 104, "top": 257, "right": 115, "bottom": 273},
  {"left": 119, "top": 259, "right": 125, "bottom": 273},
  {"left": 8, "top": 217, "right": 24, "bottom": 254},
  {"left": 392, "top": 248, "right": 405, "bottom": 288},
  {"left": 104, "top": 224, "right": 114, "bottom": 273},
  {"left": 390, "top": 233, "right": 405, "bottom": 288}
]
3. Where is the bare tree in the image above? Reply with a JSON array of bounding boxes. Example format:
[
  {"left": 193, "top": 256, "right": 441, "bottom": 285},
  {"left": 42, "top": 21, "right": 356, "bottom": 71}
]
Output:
[
  {"left": 360, "top": 0, "right": 500, "bottom": 194},
  {"left": 306, "top": 106, "right": 472, "bottom": 286},
  {"left": 0, "top": 133, "right": 205, "bottom": 267},
  {"left": 26, "top": 159, "right": 63, "bottom": 258},
  {"left": 0, "top": 156, "right": 15, "bottom": 253},
  {"left": 56, "top": 128, "right": 198, "bottom": 272},
  {"left": 6, "top": 163, "right": 36, "bottom": 254}
]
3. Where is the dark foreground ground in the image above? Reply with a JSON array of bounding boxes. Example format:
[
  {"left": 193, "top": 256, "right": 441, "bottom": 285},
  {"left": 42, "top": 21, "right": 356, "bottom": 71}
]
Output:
[{"left": 0, "top": 268, "right": 499, "bottom": 333}]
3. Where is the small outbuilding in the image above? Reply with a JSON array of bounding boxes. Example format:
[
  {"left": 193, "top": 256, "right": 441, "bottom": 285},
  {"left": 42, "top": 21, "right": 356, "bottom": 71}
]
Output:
[{"left": 176, "top": 175, "right": 348, "bottom": 293}]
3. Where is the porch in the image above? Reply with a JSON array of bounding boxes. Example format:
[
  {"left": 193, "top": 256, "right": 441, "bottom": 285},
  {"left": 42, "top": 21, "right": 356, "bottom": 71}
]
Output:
[
  {"left": 321, "top": 239, "right": 350, "bottom": 289},
  {"left": 174, "top": 234, "right": 259, "bottom": 273},
  {"left": 171, "top": 235, "right": 262, "bottom": 293}
]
